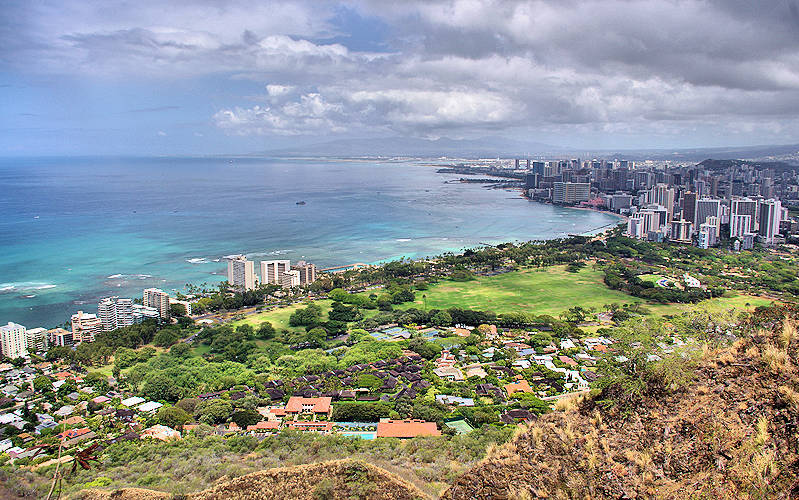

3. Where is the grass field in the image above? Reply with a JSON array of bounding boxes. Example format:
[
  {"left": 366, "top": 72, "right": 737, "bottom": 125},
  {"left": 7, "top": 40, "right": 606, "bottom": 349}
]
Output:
[
  {"left": 398, "top": 265, "right": 638, "bottom": 317},
  {"left": 222, "top": 266, "right": 778, "bottom": 336}
]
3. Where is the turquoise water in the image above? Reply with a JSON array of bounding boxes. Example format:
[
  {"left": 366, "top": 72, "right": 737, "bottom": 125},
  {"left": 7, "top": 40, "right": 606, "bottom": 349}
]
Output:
[
  {"left": 340, "top": 432, "right": 377, "bottom": 440},
  {"left": 0, "top": 157, "right": 619, "bottom": 327}
]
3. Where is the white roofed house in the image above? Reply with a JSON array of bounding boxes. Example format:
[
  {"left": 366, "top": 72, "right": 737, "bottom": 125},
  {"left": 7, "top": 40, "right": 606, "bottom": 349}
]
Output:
[{"left": 121, "top": 396, "right": 145, "bottom": 407}]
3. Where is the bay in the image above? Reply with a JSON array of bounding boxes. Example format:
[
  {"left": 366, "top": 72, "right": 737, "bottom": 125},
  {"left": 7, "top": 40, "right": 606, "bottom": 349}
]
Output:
[{"left": 0, "top": 157, "right": 619, "bottom": 327}]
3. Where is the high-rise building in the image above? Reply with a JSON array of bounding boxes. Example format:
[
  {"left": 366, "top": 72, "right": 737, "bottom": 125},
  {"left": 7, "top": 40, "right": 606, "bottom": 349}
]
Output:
[
  {"left": 731, "top": 198, "right": 758, "bottom": 233},
  {"left": 649, "top": 184, "right": 675, "bottom": 222},
  {"left": 25, "top": 327, "right": 48, "bottom": 353},
  {"left": 682, "top": 192, "right": 698, "bottom": 224},
  {"left": 669, "top": 220, "right": 693, "bottom": 242},
  {"left": 758, "top": 199, "right": 782, "bottom": 244},
  {"left": 696, "top": 198, "right": 720, "bottom": 227},
  {"left": 705, "top": 215, "right": 721, "bottom": 238},
  {"left": 98, "top": 296, "right": 134, "bottom": 331},
  {"left": 71, "top": 311, "right": 102, "bottom": 343},
  {"left": 552, "top": 182, "right": 590, "bottom": 204},
  {"left": 730, "top": 214, "right": 752, "bottom": 239},
  {"left": 279, "top": 269, "right": 301, "bottom": 288},
  {"left": 292, "top": 261, "right": 317, "bottom": 285},
  {"left": 261, "top": 260, "right": 291, "bottom": 284},
  {"left": 143, "top": 288, "right": 170, "bottom": 320},
  {"left": 132, "top": 304, "right": 160, "bottom": 323},
  {"left": 47, "top": 328, "right": 73, "bottom": 347},
  {"left": 0, "top": 322, "right": 28, "bottom": 359},
  {"left": 227, "top": 255, "right": 257, "bottom": 290}
]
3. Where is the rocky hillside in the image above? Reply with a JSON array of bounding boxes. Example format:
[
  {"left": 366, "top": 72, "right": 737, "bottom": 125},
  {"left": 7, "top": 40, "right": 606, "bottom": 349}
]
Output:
[
  {"left": 79, "top": 459, "right": 428, "bottom": 500},
  {"left": 443, "top": 315, "right": 799, "bottom": 499}
]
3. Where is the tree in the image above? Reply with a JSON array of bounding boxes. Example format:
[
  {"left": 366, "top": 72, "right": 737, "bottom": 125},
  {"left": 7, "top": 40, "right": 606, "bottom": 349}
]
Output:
[
  {"left": 169, "top": 303, "right": 187, "bottom": 317},
  {"left": 356, "top": 373, "right": 383, "bottom": 391},
  {"left": 231, "top": 409, "right": 261, "bottom": 427},
  {"left": 142, "top": 373, "right": 183, "bottom": 402},
  {"left": 408, "top": 338, "right": 442, "bottom": 360},
  {"left": 328, "top": 302, "right": 361, "bottom": 322},
  {"left": 257, "top": 321, "right": 276, "bottom": 340},
  {"left": 33, "top": 375, "right": 52, "bottom": 393},
  {"left": 153, "top": 328, "right": 181, "bottom": 347},
  {"left": 156, "top": 406, "right": 191, "bottom": 429},
  {"left": 431, "top": 310, "right": 453, "bottom": 326},
  {"left": 195, "top": 399, "right": 233, "bottom": 424},
  {"left": 169, "top": 342, "right": 191, "bottom": 358},
  {"left": 289, "top": 303, "right": 322, "bottom": 327}
]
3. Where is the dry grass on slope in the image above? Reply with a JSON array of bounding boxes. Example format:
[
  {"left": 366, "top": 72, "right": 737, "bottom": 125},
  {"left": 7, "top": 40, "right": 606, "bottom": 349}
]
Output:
[
  {"left": 79, "top": 459, "right": 428, "bottom": 500},
  {"left": 443, "top": 318, "right": 799, "bottom": 499}
]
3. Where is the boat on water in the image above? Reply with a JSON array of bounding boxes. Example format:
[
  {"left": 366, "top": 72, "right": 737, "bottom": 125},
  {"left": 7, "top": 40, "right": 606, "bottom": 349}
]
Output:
[{"left": 296, "top": 201, "right": 306, "bottom": 205}]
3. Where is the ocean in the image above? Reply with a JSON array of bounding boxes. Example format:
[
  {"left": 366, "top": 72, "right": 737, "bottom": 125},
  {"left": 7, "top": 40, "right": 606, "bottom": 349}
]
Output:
[{"left": 0, "top": 157, "right": 619, "bottom": 327}]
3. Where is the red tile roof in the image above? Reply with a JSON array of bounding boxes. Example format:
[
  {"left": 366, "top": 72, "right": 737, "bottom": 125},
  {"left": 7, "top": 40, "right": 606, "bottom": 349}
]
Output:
[
  {"left": 57, "top": 427, "right": 91, "bottom": 440},
  {"left": 376, "top": 419, "right": 441, "bottom": 438},
  {"left": 285, "top": 396, "right": 332, "bottom": 414},
  {"left": 247, "top": 421, "right": 279, "bottom": 431}
]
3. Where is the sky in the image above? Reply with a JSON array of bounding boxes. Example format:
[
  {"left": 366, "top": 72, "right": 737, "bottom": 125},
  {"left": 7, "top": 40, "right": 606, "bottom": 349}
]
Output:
[{"left": 3, "top": 0, "right": 799, "bottom": 155}]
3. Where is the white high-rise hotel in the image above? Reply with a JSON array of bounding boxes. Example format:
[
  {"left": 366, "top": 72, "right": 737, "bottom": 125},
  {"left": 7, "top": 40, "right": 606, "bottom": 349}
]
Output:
[
  {"left": 227, "top": 255, "right": 257, "bottom": 291},
  {"left": 260, "top": 260, "right": 290, "bottom": 285},
  {"left": 98, "top": 296, "right": 134, "bottom": 331},
  {"left": 0, "top": 322, "right": 28, "bottom": 359}
]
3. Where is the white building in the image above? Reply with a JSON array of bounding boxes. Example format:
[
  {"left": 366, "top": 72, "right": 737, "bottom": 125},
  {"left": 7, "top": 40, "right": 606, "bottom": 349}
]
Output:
[
  {"left": 730, "top": 214, "right": 752, "bottom": 239},
  {"left": 25, "top": 327, "right": 48, "bottom": 353},
  {"left": 552, "top": 182, "right": 590, "bottom": 204},
  {"left": 132, "top": 304, "right": 160, "bottom": 323},
  {"left": 227, "top": 255, "right": 257, "bottom": 291},
  {"left": 731, "top": 198, "right": 758, "bottom": 233},
  {"left": 98, "top": 297, "right": 134, "bottom": 331},
  {"left": 292, "top": 261, "right": 317, "bottom": 285},
  {"left": 0, "top": 323, "right": 28, "bottom": 359},
  {"left": 279, "top": 269, "right": 301, "bottom": 288},
  {"left": 71, "top": 311, "right": 102, "bottom": 343},
  {"left": 758, "top": 199, "right": 782, "bottom": 244},
  {"left": 669, "top": 219, "right": 693, "bottom": 242},
  {"left": 261, "top": 260, "right": 290, "bottom": 285},
  {"left": 143, "top": 288, "right": 170, "bottom": 320}
]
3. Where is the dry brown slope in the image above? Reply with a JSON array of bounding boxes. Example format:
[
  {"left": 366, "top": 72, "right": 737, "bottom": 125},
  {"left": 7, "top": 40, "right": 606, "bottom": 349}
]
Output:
[
  {"left": 443, "top": 320, "right": 799, "bottom": 499},
  {"left": 79, "top": 459, "right": 429, "bottom": 500}
]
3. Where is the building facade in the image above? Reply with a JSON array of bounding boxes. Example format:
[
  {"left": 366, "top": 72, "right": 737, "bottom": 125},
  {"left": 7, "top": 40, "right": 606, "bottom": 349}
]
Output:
[
  {"left": 227, "top": 255, "right": 257, "bottom": 290},
  {"left": 0, "top": 322, "right": 28, "bottom": 359},
  {"left": 71, "top": 311, "right": 102, "bottom": 343},
  {"left": 260, "top": 260, "right": 290, "bottom": 285},
  {"left": 143, "top": 288, "right": 170, "bottom": 320}
]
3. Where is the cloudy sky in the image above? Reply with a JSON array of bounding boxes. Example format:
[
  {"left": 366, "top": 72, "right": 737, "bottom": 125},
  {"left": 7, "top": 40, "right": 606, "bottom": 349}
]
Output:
[{"left": 3, "top": 0, "right": 799, "bottom": 155}]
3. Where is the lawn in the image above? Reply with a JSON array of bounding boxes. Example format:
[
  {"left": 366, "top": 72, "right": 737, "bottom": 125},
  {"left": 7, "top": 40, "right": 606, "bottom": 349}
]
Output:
[
  {"left": 644, "top": 293, "right": 776, "bottom": 317},
  {"left": 398, "top": 265, "right": 639, "bottom": 317},
  {"left": 231, "top": 299, "right": 334, "bottom": 332}
]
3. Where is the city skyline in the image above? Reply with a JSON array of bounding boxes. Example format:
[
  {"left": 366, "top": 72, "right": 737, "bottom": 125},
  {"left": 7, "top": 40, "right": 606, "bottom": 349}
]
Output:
[{"left": 4, "top": 1, "right": 799, "bottom": 156}]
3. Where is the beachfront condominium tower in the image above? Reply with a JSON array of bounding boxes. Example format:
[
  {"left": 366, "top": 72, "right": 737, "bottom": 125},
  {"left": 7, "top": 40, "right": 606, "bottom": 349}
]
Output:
[
  {"left": 25, "top": 327, "right": 48, "bottom": 353},
  {"left": 0, "top": 322, "right": 28, "bottom": 359},
  {"left": 98, "top": 296, "right": 134, "bottom": 331},
  {"left": 261, "top": 260, "right": 290, "bottom": 285},
  {"left": 292, "top": 261, "right": 317, "bottom": 285},
  {"left": 227, "top": 255, "right": 257, "bottom": 291},
  {"left": 758, "top": 199, "right": 782, "bottom": 244},
  {"left": 143, "top": 288, "right": 171, "bottom": 320},
  {"left": 71, "top": 311, "right": 102, "bottom": 342}
]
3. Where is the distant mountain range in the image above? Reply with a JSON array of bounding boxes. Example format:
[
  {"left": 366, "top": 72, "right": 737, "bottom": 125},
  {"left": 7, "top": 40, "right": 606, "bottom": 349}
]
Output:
[{"left": 253, "top": 136, "right": 799, "bottom": 163}]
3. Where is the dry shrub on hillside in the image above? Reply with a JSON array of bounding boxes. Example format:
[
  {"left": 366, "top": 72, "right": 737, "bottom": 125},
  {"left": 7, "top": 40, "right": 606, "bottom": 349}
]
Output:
[{"left": 443, "top": 312, "right": 799, "bottom": 499}]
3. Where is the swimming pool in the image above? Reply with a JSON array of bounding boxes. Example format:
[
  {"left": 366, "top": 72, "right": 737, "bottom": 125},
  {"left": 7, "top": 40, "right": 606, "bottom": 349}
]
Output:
[{"left": 340, "top": 432, "right": 377, "bottom": 440}]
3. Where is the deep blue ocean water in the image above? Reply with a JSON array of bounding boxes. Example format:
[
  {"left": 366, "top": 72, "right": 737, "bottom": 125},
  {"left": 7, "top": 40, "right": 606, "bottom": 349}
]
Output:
[{"left": 0, "top": 157, "right": 619, "bottom": 327}]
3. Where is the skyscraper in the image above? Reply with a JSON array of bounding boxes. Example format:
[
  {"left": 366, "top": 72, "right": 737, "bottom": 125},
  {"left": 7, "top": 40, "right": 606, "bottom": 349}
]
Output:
[
  {"left": 98, "top": 296, "right": 134, "bottom": 331},
  {"left": 227, "top": 255, "right": 257, "bottom": 290},
  {"left": 292, "top": 261, "right": 317, "bottom": 285},
  {"left": 261, "top": 260, "right": 291, "bottom": 284},
  {"left": 25, "top": 327, "right": 48, "bottom": 353},
  {"left": 143, "top": 288, "right": 171, "bottom": 320},
  {"left": 730, "top": 214, "right": 752, "bottom": 239},
  {"left": 0, "top": 322, "right": 28, "bottom": 359},
  {"left": 649, "top": 184, "right": 675, "bottom": 222},
  {"left": 731, "top": 198, "right": 758, "bottom": 233},
  {"left": 758, "top": 199, "right": 782, "bottom": 244},
  {"left": 682, "top": 192, "right": 698, "bottom": 224},
  {"left": 696, "top": 198, "right": 720, "bottom": 227}
]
